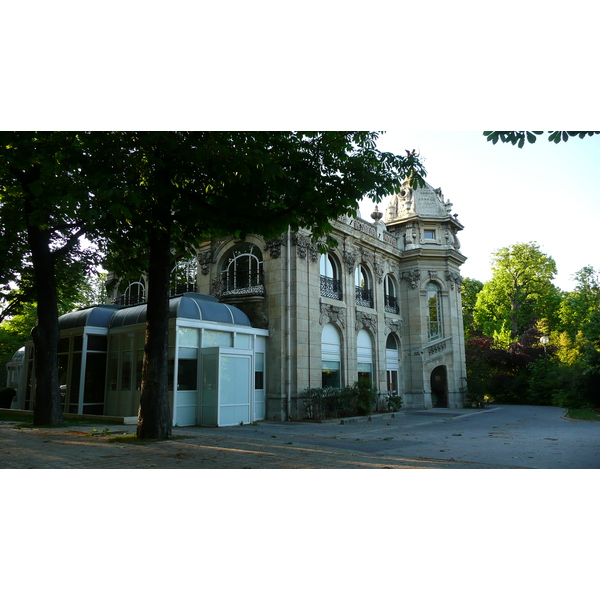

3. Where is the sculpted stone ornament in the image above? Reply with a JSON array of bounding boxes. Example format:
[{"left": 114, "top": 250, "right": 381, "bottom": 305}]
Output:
[
  {"left": 399, "top": 269, "right": 421, "bottom": 290},
  {"left": 265, "top": 237, "right": 284, "bottom": 259},
  {"left": 319, "top": 301, "right": 346, "bottom": 328},
  {"left": 198, "top": 250, "right": 214, "bottom": 275},
  {"left": 356, "top": 311, "right": 377, "bottom": 334},
  {"left": 292, "top": 233, "right": 318, "bottom": 262},
  {"left": 343, "top": 249, "right": 360, "bottom": 274},
  {"left": 445, "top": 271, "right": 463, "bottom": 290},
  {"left": 374, "top": 260, "right": 385, "bottom": 284},
  {"left": 385, "top": 318, "right": 403, "bottom": 337}
]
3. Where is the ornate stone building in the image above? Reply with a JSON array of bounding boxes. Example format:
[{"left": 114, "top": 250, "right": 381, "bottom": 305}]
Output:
[
  {"left": 7, "top": 180, "right": 468, "bottom": 424},
  {"left": 196, "top": 179, "right": 468, "bottom": 420}
]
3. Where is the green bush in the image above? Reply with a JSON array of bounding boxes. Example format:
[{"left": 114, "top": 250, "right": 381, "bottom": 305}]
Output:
[
  {"left": 300, "top": 381, "right": 379, "bottom": 420},
  {"left": 0, "top": 387, "right": 16, "bottom": 409}
]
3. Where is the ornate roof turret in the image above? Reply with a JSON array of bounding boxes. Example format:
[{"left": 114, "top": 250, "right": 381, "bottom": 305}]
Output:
[
  {"left": 384, "top": 180, "right": 457, "bottom": 224},
  {"left": 383, "top": 179, "right": 465, "bottom": 255}
]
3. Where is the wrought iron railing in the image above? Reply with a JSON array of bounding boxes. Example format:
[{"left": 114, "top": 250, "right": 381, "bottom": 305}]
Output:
[
  {"left": 114, "top": 293, "right": 146, "bottom": 306},
  {"left": 213, "top": 269, "right": 265, "bottom": 298},
  {"left": 384, "top": 295, "right": 399, "bottom": 314},
  {"left": 320, "top": 275, "right": 342, "bottom": 300},
  {"left": 170, "top": 283, "right": 197, "bottom": 297},
  {"left": 356, "top": 286, "right": 373, "bottom": 308}
]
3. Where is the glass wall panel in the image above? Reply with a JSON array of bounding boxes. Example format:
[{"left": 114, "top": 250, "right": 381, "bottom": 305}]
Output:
[
  {"left": 178, "top": 358, "right": 198, "bottom": 390},
  {"left": 178, "top": 327, "right": 199, "bottom": 347},
  {"left": 84, "top": 353, "right": 107, "bottom": 405},
  {"left": 202, "top": 330, "right": 232, "bottom": 348},
  {"left": 121, "top": 351, "right": 132, "bottom": 391}
]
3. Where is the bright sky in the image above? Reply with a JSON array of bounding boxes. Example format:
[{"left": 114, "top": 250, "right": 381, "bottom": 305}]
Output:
[{"left": 358, "top": 132, "right": 600, "bottom": 292}]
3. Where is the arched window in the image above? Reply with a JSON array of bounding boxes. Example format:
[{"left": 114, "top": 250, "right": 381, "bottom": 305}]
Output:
[
  {"left": 219, "top": 244, "right": 264, "bottom": 297},
  {"left": 116, "top": 278, "right": 146, "bottom": 306},
  {"left": 320, "top": 254, "right": 342, "bottom": 300},
  {"left": 357, "top": 329, "right": 373, "bottom": 384},
  {"left": 170, "top": 258, "right": 197, "bottom": 297},
  {"left": 355, "top": 265, "right": 373, "bottom": 308},
  {"left": 385, "top": 334, "right": 400, "bottom": 393},
  {"left": 321, "top": 323, "right": 341, "bottom": 388},
  {"left": 384, "top": 275, "right": 399, "bottom": 314},
  {"left": 426, "top": 282, "right": 443, "bottom": 340}
]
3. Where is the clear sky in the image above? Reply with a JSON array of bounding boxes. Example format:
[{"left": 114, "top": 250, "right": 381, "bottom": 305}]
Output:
[{"left": 358, "top": 132, "right": 600, "bottom": 292}]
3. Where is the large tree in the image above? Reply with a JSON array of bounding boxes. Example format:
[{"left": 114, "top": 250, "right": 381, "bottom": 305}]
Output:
[
  {"left": 558, "top": 266, "right": 600, "bottom": 340},
  {"left": 100, "top": 131, "right": 427, "bottom": 439},
  {"left": 0, "top": 132, "right": 107, "bottom": 425},
  {"left": 473, "top": 242, "right": 561, "bottom": 341}
]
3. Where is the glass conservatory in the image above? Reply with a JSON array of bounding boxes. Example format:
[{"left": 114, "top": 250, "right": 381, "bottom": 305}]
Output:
[{"left": 20, "top": 293, "right": 268, "bottom": 427}]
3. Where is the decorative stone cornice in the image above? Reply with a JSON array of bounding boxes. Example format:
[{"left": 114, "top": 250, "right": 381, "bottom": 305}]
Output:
[
  {"left": 428, "top": 341, "right": 447, "bottom": 356},
  {"left": 356, "top": 311, "right": 377, "bottom": 335},
  {"left": 320, "top": 301, "right": 346, "bottom": 328},
  {"left": 399, "top": 269, "right": 421, "bottom": 290}
]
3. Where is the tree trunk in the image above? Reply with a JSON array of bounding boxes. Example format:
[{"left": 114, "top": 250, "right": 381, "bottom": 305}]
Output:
[
  {"left": 137, "top": 215, "right": 173, "bottom": 440},
  {"left": 26, "top": 208, "right": 63, "bottom": 426}
]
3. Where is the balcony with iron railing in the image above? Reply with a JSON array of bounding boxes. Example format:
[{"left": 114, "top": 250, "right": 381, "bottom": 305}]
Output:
[
  {"left": 320, "top": 276, "right": 342, "bottom": 300},
  {"left": 213, "top": 269, "right": 265, "bottom": 299},
  {"left": 384, "top": 295, "right": 399, "bottom": 314},
  {"left": 356, "top": 286, "right": 373, "bottom": 308}
]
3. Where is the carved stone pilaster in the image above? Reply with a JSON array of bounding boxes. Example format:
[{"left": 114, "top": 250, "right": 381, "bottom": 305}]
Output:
[
  {"left": 399, "top": 269, "right": 421, "bottom": 290},
  {"left": 356, "top": 311, "right": 377, "bottom": 335},
  {"left": 320, "top": 301, "right": 346, "bottom": 328}
]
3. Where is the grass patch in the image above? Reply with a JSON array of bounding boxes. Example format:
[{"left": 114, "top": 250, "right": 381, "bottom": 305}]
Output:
[{"left": 567, "top": 408, "right": 600, "bottom": 421}]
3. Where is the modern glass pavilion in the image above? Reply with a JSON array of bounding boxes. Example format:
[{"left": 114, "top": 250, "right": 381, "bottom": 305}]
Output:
[{"left": 17, "top": 293, "right": 268, "bottom": 426}]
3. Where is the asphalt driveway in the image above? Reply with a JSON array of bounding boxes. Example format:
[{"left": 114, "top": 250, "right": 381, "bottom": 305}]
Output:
[{"left": 1, "top": 404, "right": 598, "bottom": 468}]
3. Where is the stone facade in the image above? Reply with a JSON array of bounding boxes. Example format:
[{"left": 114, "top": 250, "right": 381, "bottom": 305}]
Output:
[{"left": 195, "top": 180, "right": 468, "bottom": 419}]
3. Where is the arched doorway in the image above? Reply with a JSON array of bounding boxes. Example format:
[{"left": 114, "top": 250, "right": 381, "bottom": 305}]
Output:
[{"left": 430, "top": 365, "right": 448, "bottom": 408}]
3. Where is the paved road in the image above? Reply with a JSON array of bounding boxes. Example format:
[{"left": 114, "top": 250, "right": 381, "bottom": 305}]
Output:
[{"left": 1, "top": 404, "right": 598, "bottom": 468}]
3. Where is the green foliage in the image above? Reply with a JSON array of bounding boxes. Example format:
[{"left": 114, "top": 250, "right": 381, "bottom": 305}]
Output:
[
  {"left": 300, "top": 381, "right": 379, "bottom": 420},
  {"left": 483, "top": 131, "right": 600, "bottom": 147},
  {"left": 473, "top": 242, "right": 560, "bottom": 341},
  {"left": 460, "top": 277, "right": 484, "bottom": 337}
]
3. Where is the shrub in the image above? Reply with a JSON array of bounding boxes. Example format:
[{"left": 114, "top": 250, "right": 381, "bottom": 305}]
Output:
[
  {"left": 300, "top": 380, "right": 379, "bottom": 420},
  {"left": 0, "top": 387, "right": 16, "bottom": 409}
]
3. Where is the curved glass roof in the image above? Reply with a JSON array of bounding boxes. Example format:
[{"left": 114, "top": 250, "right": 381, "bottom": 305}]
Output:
[
  {"left": 8, "top": 347, "right": 25, "bottom": 365},
  {"left": 58, "top": 305, "right": 123, "bottom": 331},
  {"left": 109, "top": 293, "right": 252, "bottom": 329}
]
